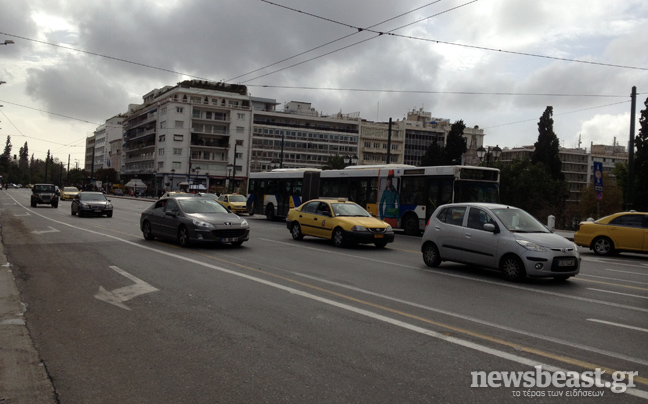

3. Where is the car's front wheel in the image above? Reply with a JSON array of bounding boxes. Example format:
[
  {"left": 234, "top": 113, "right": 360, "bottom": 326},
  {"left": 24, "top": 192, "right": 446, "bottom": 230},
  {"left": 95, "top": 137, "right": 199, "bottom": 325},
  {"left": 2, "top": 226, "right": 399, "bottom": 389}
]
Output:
[
  {"left": 142, "top": 221, "right": 155, "bottom": 240},
  {"left": 500, "top": 254, "right": 526, "bottom": 282},
  {"left": 332, "top": 228, "right": 345, "bottom": 248},
  {"left": 422, "top": 242, "right": 441, "bottom": 267},
  {"left": 71, "top": 206, "right": 76, "bottom": 216},
  {"left": 106, "top": 212, "right": 113, "bottom": 218},
  {"left": 291, "top": 222, "right": 304, "bottom": 240},
  {"left": 178, "top": 226, "right": 191, "bottom": 247},
  {"left": 592, "top": 236, "right": 614, "bottom": 256}
]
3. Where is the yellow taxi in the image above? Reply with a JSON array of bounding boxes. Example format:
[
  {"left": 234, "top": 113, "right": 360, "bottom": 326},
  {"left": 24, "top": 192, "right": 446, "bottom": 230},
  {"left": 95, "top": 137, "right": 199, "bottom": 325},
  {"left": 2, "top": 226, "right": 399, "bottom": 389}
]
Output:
[
  {"left": 286, "top": 198, "right": 395, "bottom": 248},
  {"left": 574, "top": 211, "right": 648, "bottom": 256},
  {"left": 216, "top": 194, "right": 249, "bottom": 214},
  {"left": 59, "top": 186, "right": 80, "bottom": 200}
]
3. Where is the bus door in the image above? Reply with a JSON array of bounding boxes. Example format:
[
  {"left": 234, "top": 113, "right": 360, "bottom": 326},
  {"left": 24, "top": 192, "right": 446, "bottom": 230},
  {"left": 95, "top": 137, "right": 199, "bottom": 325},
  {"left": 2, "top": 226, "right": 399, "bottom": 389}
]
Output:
[{"left": 426, "top": 177, "right": 453, "bottom": 217}]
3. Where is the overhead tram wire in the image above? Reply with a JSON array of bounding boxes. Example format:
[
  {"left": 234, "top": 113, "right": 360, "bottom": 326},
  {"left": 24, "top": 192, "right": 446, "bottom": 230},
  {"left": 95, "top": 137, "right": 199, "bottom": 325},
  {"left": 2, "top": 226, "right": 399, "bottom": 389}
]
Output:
[
  {"left": 245, "top": 1, "right": 647, "bottom": 77},
  {"left": 239, "top": 0, "right": 481, "bottom": 83},
  {"left": 227, "top": 0, "right": 444, "bottom": 82}
]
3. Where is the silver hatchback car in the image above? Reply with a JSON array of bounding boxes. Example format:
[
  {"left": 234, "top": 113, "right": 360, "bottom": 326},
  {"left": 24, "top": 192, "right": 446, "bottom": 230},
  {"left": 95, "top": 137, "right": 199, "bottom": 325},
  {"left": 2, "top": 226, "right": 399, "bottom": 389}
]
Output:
[{"left": 421, "top": 203, "right": 580, "bottom": 281}]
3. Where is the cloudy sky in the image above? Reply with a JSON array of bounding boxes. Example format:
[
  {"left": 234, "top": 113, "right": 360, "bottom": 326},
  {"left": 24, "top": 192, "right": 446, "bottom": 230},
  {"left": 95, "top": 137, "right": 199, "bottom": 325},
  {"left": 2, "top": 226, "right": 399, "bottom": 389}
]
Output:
[{"left": 1, "top": 0, "right": 647, "bottom": 164}]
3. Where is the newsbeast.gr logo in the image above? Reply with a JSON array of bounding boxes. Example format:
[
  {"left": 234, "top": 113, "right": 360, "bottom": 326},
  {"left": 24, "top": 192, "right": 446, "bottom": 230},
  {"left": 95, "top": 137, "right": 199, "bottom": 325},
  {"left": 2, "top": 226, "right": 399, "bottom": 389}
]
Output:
[{"left": 471, "top": 366, "right": 638, "bottom": 395}]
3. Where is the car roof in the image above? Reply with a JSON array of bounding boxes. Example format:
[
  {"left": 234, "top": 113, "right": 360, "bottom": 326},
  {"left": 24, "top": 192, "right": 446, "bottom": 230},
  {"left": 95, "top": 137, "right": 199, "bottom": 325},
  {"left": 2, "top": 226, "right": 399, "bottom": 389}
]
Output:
[
  {"left": 307, "top": 198, "right": 357, "bottom": 204},
  {"left": 436, "top": 202, "right": 516, "bottom": 210}
]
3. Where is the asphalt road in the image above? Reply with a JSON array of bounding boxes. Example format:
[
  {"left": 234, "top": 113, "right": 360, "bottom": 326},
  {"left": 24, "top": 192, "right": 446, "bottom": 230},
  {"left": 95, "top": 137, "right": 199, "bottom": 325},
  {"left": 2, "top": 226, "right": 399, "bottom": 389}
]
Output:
[{"left": 1, "top": 189, "right": 647, "bottom": 403}]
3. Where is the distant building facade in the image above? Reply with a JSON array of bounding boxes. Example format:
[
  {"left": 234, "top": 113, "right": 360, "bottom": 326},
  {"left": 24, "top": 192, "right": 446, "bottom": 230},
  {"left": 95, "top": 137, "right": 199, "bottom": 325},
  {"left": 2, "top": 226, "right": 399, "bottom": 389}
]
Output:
[{"left": 250, "top": 101, "right": 360, "bottom": 172}]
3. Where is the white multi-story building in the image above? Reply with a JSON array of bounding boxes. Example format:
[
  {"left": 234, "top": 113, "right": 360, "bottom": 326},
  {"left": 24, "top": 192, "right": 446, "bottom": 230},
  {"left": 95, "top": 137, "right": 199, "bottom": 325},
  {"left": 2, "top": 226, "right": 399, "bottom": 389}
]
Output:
[
  {"left": 91, "top": 114, "right": 125, "bottom": 171},
  {"left": 397, "top": 109, "right": 485, "bottom": 166},
  {"left": 121, "top": 80, "right": 252, "bottom": 193},
  {"left": 250, "top": 100, "right": 361, "bottom": 172}
]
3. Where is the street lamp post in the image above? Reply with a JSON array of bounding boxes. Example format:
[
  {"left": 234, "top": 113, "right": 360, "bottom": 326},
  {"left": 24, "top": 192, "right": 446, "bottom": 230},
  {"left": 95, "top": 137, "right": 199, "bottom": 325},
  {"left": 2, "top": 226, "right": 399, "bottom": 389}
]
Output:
[
  {"left": 476, "top": 145, "right": 502, "bottom": 167},
  {"left": 343, "top": 154, "right": 358, "bottom": 167},
  {"left": 226, "top": 164, "right": 233, "bottom": 193},
  {"left": 191, "top": 166, "right": 201, "bottom": 193},
  {"left": 153, "top": 170, "right": 158, "bottom": 198},
  {"left": 170, "top": 169, "right": 175, "bottom": 191}
]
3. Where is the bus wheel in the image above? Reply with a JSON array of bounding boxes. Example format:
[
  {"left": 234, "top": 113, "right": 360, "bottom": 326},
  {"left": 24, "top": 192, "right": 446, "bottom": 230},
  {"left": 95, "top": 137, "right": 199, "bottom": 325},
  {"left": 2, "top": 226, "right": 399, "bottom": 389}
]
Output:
[
  {"left": 403, "top": 213, "right": 420, "bottom": 236},
  {"left": 265, "top": 204, "right": 275, "bottom": 221}
]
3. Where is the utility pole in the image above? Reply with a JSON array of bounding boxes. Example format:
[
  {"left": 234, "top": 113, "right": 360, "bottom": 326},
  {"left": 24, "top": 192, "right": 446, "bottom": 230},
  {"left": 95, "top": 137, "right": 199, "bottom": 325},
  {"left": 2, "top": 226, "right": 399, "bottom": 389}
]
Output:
[
  {"left": 232, "top": 143, "right": 238, "bottom": 192},
  {"left": 627, "top": 86, "right": 636, "bottom": 210},
  {"left": 386, "top": 118, "right": 392, "bottom": 164}
]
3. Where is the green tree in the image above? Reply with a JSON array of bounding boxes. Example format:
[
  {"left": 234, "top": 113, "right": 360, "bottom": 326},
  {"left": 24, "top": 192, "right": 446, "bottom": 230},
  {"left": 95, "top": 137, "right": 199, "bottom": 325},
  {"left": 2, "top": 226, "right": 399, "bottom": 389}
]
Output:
[
  {"left": 445, "top": 120, "right": 467, "bottom": 164},
  {"left": 631, "top": 96, "right": 648, "bottom": 211},
  {"left": 420, "top": 138, "right": 446, "bottom": 166},
  {"left": 532, "top": 106, "right": 564, "bottom": 181},
  {"left": 578, "top": 171, "right": 624, "bottom": 219},
  {"left": 499, "top": 157, "right": 569, "bottom": 224},
  {"left": 322, "top": 154, "right": 347, "bottom": 169}
]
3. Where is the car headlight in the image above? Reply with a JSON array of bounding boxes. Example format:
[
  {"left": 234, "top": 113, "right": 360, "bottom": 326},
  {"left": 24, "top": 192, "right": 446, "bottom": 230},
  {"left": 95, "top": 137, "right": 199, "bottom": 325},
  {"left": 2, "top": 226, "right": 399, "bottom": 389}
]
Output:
[
  {"left": 516, "top": 239, "right": 547, "bottom": 252},
  {"left": 351, "top": 225, "right": 369, "bottom": 232},
  {"left": 192, "top": 219, "right": 215, "bottom": 229},
  {"left": 106, "top": 203, "right": 113, "bottom": 209},
  {"left": 80, "top": 203, "right": 90, "bottom": 208},
  {"left": 385, "top": 225, "right": 393, "bottom": 232},
  {"left": 240, "top": 219, "right": 249, "bottom": 227}
]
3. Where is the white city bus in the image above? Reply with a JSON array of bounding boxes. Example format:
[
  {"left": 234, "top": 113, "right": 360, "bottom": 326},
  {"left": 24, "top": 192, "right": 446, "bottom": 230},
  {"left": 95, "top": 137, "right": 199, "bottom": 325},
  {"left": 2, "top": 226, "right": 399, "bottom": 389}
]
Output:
[{"left": 247, "top": 164, "right": 500, "bottom": 235}]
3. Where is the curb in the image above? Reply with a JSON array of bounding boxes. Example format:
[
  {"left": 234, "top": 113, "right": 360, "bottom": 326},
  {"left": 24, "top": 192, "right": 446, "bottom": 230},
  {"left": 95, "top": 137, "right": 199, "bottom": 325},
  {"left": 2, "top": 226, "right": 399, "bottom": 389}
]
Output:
[{"left": 0, "top": 233, "right": 57, "bottom": 403}]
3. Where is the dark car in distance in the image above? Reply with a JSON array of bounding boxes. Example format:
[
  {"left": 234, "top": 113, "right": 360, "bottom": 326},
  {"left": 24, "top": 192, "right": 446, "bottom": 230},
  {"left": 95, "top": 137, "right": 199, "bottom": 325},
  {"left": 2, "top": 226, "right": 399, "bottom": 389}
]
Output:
[
  {"left": 140, "top": 196, "right": 250, "bottom": 247},
  {"left": 71, "top": 192, "right": 114, "bottom": 217},
  {"left": 31, "top": 183, "right": 59, "bottom": 208}
]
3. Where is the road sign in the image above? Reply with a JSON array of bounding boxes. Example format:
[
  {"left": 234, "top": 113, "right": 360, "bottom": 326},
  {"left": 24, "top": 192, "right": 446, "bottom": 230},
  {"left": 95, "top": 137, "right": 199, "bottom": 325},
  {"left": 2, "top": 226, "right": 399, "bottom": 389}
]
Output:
[
  {"left": 593, "top": 162, "right": 603, "bottom": 194},
  {"left": 595, "top": 191, "right": 603, "bottom": 200}
]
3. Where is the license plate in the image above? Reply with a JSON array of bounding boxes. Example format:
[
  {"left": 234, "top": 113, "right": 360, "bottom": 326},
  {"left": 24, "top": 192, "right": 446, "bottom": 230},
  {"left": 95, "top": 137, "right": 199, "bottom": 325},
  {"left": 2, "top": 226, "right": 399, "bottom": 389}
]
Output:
[
  {"left": 221, "top": 237, "right": 237, "bottom": 243},
  {"left": 558, "top": 259, "right": 574, "bottom": 267},
  {"left": 93, "top": 209, "right": 101, "bottom": 213},
  {"left": 374, "top": 234, "right": 384, "bottom": 239}
]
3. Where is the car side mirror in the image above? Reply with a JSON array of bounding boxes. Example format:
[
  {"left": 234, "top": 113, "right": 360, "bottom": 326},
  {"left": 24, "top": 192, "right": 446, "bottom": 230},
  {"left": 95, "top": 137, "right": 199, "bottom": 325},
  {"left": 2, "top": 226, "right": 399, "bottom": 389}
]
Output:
[
  {"left": 165, "top": 210, "right": 177, "bottom": 217},
  {"left": 483, "top": 223, "right": 499, "bottom": 234}
]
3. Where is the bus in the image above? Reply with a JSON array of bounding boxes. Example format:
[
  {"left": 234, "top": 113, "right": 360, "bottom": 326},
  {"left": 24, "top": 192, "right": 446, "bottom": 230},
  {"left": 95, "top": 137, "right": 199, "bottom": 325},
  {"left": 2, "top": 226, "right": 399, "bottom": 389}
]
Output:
[{"left": 246, "top": 164, "right": 500, "bottom": 235}]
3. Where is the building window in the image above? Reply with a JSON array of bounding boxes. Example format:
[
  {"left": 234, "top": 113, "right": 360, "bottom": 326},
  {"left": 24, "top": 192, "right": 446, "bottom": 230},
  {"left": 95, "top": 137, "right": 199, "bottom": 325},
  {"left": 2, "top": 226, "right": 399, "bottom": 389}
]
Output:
[
  {"left": 237, "top": 113, "right": 245, "bottom": 120},
  {"left": 161, "top": 107, "right": 167, "bottom": 115},
  {"left": 174, "top": 121, "right": 184, "bottom": 128},
  {"left": 160, "top": 121, "right": 166, "bottom": 129},
  {"left": 236, "top": 126, "right": 244, "bottom": 134},
  {"left": 193, "top": 110, "right": 201, "bottom": 118},
  {"left": 158, "top": 148, "right": 165, "bottom": 155},
  {"left": 176, "top": 107, "right": 184, "bottom": 113},
  {"left": 158, "top": 134, "right": 165, "bottom": 142},
  {"left": 173, "top": 148, "right": 182, "bottom": 155},
  {"left": 173, "top": 134, "right": 183, "bottom": 141}
]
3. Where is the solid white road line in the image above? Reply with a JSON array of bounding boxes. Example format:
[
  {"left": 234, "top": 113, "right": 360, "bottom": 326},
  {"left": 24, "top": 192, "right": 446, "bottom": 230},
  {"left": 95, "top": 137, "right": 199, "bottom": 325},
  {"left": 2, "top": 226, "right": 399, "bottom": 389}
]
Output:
[{"left": 587, "top": 319, "right": 648, "bottom": 333}]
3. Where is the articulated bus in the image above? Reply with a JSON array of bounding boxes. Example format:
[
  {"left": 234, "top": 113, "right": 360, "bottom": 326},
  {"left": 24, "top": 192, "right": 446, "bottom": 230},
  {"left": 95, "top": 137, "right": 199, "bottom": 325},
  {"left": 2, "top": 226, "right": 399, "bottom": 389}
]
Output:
[{"left": 246, "top": 164, "right": 500, "bottom": 235}]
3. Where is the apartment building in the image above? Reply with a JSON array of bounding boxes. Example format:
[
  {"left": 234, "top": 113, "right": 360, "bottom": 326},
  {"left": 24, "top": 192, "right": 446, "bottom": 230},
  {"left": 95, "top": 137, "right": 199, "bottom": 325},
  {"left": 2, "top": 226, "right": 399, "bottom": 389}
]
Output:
[
  {"left": 396, "top": 109, "right": 485, "bottom": 166},
  {"left": 250, "top": 100, "right": 360, "bottom": 172},
  {"left": 120, "top": 80, "right": 251, "bottom": 193},
  {"left": 499, "top": 146, "right": 590, "bottom": 203},
  {"left": 90, "top": 114, "right": 125, "bottom": 171}
]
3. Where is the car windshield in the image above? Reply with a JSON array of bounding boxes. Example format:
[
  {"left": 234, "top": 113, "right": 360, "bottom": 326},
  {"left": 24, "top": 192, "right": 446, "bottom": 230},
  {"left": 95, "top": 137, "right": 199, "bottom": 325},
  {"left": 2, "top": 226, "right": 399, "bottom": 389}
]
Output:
[
  {"left": 64, "top": 187, "right": 78, "bottom": 192},
  {"left": 178, "top": 199, "right": 229, "bottom": 214},
  {"left": 491, "top": 208, "right": 549, "bottom": 233},
  {"left": 229, "top": 195, "right": 247, "bottom": 202},
  {"left": 331, "top": 203, "right": 371, "bottom": 217},
  {"left": 80, "top": 193, "right": 107, "bottom": 201},
  {"left": 34, "top": 185, "right": 55, "bottom": 192}
]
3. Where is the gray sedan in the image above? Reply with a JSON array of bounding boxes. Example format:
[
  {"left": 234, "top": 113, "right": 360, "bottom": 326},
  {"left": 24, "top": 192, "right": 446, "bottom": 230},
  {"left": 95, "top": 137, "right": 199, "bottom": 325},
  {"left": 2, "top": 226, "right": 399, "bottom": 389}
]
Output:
[
  {"left": 421, "top": 203, "right": 580, "bottom": 281},
  {"left": 140, "top": 196, "right": 250, "bottom": 247}
]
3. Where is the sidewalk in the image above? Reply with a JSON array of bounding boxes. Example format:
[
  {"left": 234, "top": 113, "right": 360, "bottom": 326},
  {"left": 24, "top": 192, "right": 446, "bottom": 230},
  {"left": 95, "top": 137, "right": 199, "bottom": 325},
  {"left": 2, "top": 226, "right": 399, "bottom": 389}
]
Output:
[{"left": 0, "top": 235, "right": 57, "bottom": 403}]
